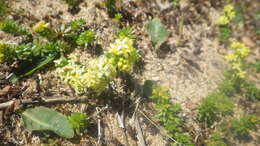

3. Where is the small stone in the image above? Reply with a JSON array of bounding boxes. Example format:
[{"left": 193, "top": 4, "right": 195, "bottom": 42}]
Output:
[{"left": 241, "top": 37, "right": 255, "bottom": 48}]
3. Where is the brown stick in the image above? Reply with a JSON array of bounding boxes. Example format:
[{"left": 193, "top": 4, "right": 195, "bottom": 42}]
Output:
[
  {"left": 0, "top": 96, "right": 89, "bottom": 110},
  {"left": 0, "top": 100, "right": 15, "bottom": 109}
]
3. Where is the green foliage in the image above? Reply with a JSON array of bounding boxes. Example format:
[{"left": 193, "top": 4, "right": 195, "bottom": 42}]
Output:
[
  {"left": 3, "top": 41, "right": 68, "bottom": 62},
  {"left": 219, "top": 25, "right": 231, "bottom": 43},
  {"left": 68, "top": 112, "right": 88, "bottom": 135},
  {"left": 206, "top": 130, "right": 227, "bottom": 146},
  {"left": 147, "top": 18, "right": 170, "bottom": 46},
  {"left": 0, "top": 18, "right": 92, "bottom": 81},
  {"left": 217, "top": 71, "right": 242, "bottom": 97},
  {"left": 33, "top": 21, "right": 57, "bottom": 40},
  {"left": 114, "top": 13, "right": 123, "bottom": 22},
  {"left": 172, "top": 0, "right": 180, "bottom": 8},
  {"left": 242, "top": 81, "right": 260, "bottom": 100},
  {"left": 105, "top": 0, "right": 117, "bottom": 16},
  {"left": 63, "top": 18, "right": 86, "bottom": 45},
  {"left": 250, "top": 60, "right": 260, "bottom": 73},
  {"left": 0, "top": 1, "right": 8, "bottom": 16},
  {"left": 61, "top": 0, "right": 80, "bottom": 6},
  {"left": 221, "top": 115, "right": 260, "bottom": 138},
  {"left": 143, "top": 81, "right": 194, "bottom": 146},
  {"left": 66, "top": 18, "right": 86, "bottom": 32},
  {"left": 233, "top": 7, "right": 244, "bottom": 24},
  {"left": 76, "top": 30, "right": 95, "bottom": 47},
  {"left": 0, "top": 19, "right": 30, "bottom": 36},
  {"left": 197, "top": 92, "right": 234, "bottom": 126},
  {"left": 22, "top": 107, "right": 74, "bottom": 138},
  {"left": 117, "top": 27, "right": 136, "bottom": 39},
  {"left": 253, "top": 12, "right": 260, "bottom": 34}
]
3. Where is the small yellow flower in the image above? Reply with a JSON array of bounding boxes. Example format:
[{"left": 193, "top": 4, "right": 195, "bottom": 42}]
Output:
[
  {"left": 224, "top": 5, "right": 234, "bottom": 14},
  {"left": 237, "top": 48, "right": 250, "bottom": 57},
  {"left": 217, "top": 16, "right": 229, "bottom": 25},
  {"left": 236, "top": 70, "right": 246, "bottom": 79},
  {"left": 232, "top": 62, "right": 242, "bottom": 70},
  {"left": 231, "top": 42, "right": 245, "bottom": 49},
  {"left": 227, "top": 11, "right": 235, "bottom": 19},
  {"left": 225, "top": 54, "right": 237, "bottom": 62},
  {"left": 33, "top": 21, "right": 49, "bottom": 33}
]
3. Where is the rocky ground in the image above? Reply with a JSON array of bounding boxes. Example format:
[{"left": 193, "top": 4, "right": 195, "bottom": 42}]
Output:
[{"left": 0, "top": 0, "right": 259, "bottom": 145}]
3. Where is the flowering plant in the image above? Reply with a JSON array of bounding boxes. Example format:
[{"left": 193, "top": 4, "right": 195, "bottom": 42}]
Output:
[
  {"left": 225, "top": 42, "right": 250, "bottom": 79},
  {"left": 55, "top": 37, "right": 140, "bottom": 94},
  {"left": 217, "top": 5, "right": 236, "bottom": 25}
]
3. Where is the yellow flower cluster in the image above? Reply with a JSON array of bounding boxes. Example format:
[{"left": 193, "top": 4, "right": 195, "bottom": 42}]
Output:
[
  {"left": 55, "top": 37, "right": 140, "bottom": 95},
  {"left": 225, "top": 42, "right": 250, "bottom": 79},
  {"left": 217, "top": 4, "right": 236, "bottom": 25},
  {"left": 106, "top": 37, "right": 140, "bottom": 72},
  {"left": 55, "top": 55, "right": 116, "bottom": 94},
  {"left": 33, "top": 21, "right": 49, "bottom": 33}
]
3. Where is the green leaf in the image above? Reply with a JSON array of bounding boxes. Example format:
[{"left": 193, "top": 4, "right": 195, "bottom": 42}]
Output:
[
  {"left": 10, "top": 53, "right": 57, "bottom": 83},
  {"left": 68, "top": 112, "right": 88, "bottom": 135},
  {"left": 147, "top": 18, "right": 170, "bottom": 46},
  {"left": 21, "top": 107, "right": 74, "bottom": 138}
]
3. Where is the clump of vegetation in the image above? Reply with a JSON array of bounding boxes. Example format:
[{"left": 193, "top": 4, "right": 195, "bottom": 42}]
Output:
[
  {"left": 55, "top": 37, "right": 140, "bottom": 94},
  {"left": 0, "top": 1, "right": 8, "bottom": 16},
  {"left": 217, "top": 4, "right": 236, "bottom": 42},
  {"left": 61, "top": 0, "right": 80, "bottom": 6},
  {"left": 68, "top": 112, "right": 88, "bottom": 135},
  {"left": 250, "top": 60, "right": 260, "bottom": 73},
  {"left": 224, "top": 115, "right": 259, "bottom": 138},
  {"left": 0, "top": 19, "right": 31, "bottom": 36},
  {"left": 114, "top": 13, "right": 123, "bottom": 23},
  {"left": 172, "top": 0, "right": 180, "bottom": 8},
  {"left": 144, "top": 81, "right": 194, "bottom": 146},
  {"left": 76, "top": 30, "right": 95, "bottom": 47},
  {"left": 242, "top": 81, "right": 260, "bottom": 100},
  {"left": 225, "top": 42, "right": 250, "bottom": 79},
  {"left": 206, "top": 130, "right": 227, "bottom": 146},
  {"left": 33, "top": 21, "right": 57, "bottom": 40},
  {"left": 217, "top": 74, "right": 241, "bottom": 97},
  {"left": 0, "top": 18, "right": 96, "bottom": 82},
  {"left": 104, "top": 0, "right": 117, "bottom": 16},
  {"left": 117, "top": 27, "right": 136, "bottom": 39},
  {"left": 197, "top": 92, "right": 234, "bottom": 126}
]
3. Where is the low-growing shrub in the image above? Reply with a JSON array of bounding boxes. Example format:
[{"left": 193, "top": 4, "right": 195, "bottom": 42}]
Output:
[
  {"left": 76, "top": 30, "right": 95, "bottom": 47},
  {"left": 197, "top": 92, "right": 234, "bottom": 126},
  {"left": 206, "top": 130, "right": 227, "bottom": 146},
  {"left": 221, "top": 115, "right": 260, "bottom": 138},
  {"left": 0, "top": 19, "right": 31, "bottom": 36},
  {"left": 242, "top": 81, "right": 260, "bottom": 100},
  {"left": 0, "top": 1, "right": 8, "bottom": 16},
  {"left": 144, "top": 81, "right": 194, "bottom": 146}
]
